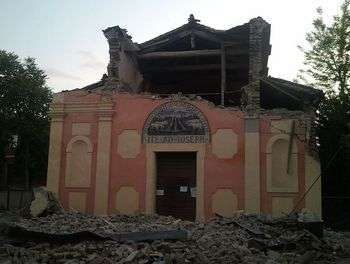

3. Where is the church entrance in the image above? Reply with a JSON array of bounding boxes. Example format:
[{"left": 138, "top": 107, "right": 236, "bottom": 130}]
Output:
[{"left": 156, "top": 152, "right": 196, "bottom": 221}]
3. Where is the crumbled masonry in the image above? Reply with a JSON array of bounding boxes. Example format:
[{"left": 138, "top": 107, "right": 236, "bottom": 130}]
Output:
[
  {"left": 28, "top": 187, "right": 63, "bottom": 217},
  {"left": 0, "top": 211, "right": 350, "bottom": 263}
]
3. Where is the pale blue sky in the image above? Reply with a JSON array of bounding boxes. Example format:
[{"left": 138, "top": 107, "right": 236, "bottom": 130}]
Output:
[{"left": 0, "top": 0, "right": 344, "bottom": 92}]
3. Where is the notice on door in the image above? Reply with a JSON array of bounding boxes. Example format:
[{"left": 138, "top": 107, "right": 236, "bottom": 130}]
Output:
[
  {"left": 190, "top": 187, "right": 196, "bottom": 197},
  {"left": 156, "top": 189, "right": 164, "bottom": 196},
  {"left": 180, "top": 186, "right": 188, "bottom": 192}
]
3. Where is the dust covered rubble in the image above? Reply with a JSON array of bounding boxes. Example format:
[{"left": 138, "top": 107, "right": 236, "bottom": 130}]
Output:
[{"left": 0, "top": 212, "right": 349, "bottom": 264}]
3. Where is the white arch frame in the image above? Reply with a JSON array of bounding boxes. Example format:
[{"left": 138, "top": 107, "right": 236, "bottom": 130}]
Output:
[
  {"left": 65, "top": 135, "right": 93, "bottom": 188},
  {"left": 66, "top": 135, "right": 93, "bottom": 153},
  {"left": 142, "top": 101, "right": 211, "bottom": 144},
  {"left": 266, "top": 134, "right": 298, "bottom": 154},
  {"left": 266, "top": 134, "right": 299, "bottom": 193}
]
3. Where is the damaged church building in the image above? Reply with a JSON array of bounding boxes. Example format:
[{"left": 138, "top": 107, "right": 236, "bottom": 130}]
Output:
[{"left": 46, "top": 15, "right": 323, "bottom": 221}]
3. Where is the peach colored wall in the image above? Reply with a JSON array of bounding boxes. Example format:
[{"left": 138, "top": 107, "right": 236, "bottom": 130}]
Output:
[
  {"left": 55, "top": 91, "right": 310, "bottom": 219},
  {"left": 60, "top": 112, "right": 99, "bottom": 214},
  {"left": 107, "top": 94, "right": 245, "bottom": 220},
  {"left": 200, "top": 108, "right": 245, "bottom": 218},
  {"left": 260, "top": 117, "right": 306, "bottom": 215}
]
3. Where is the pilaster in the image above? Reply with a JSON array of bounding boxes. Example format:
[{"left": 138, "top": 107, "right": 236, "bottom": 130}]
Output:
[
  {"left": 244, "top": 116, "right": 261, "bottom": 213},
  {"left": 94, "top": 101, "right": 114, "bottom": 214},
  {"left": 46, "top": 103, "right": 65, "bottom": 195}
]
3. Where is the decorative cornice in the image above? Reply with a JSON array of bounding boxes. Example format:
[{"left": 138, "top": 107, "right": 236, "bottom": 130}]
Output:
[
  {"left": 49, "top": 98, "right": 116, "bottom": 121},
  {"left": 98, "top": 116, "right": 113, "bottom": 122},
  {"left": 49, "top": 103, "right": 65, "bottom": 121},
  {"left": 63, "top": 103, "right": 99, "bottom": 113},
  {"left": 96, "top": 101, "right": 114, "bottom": 119}
]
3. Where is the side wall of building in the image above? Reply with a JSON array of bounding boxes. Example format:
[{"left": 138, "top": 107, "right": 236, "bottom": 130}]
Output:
[{"left": 260, "top": 117, "right": 321, "bottom": 217}]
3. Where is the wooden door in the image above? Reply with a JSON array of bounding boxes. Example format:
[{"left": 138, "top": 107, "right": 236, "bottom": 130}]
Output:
[{"left": 156, "top": 152, "right": 196, "bottom": 221}]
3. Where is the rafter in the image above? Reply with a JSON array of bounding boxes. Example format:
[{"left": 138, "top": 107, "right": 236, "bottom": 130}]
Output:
[
  {"left": 141, "top": 63, "right": 247, "bottom": 72},
  {"left": 138, "top": 49, "right": 248, "bottom": 59}
]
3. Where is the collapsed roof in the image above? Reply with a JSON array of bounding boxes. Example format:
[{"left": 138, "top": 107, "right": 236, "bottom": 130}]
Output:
[{"left": 80, "top": 15, "right": 322, "bottom": 111}]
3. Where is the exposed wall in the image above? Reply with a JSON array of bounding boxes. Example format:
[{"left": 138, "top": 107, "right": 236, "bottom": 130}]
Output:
[{"left": 118, "top": 52, "right": 143, "bottom": 92}]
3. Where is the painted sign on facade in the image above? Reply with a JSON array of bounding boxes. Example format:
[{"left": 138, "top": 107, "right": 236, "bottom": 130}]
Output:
[{"left": 142, "top": 101, "right": 210, "bottom": 143}]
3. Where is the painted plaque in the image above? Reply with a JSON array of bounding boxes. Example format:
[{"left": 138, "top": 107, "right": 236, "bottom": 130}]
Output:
[{"left": 143, "top": 101, "right": 210, "bottom": 144}]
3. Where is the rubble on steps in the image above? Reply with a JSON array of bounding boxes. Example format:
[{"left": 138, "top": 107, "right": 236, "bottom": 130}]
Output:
[{"left": 0, "top": 211, "right": 349, "bottom": 264}]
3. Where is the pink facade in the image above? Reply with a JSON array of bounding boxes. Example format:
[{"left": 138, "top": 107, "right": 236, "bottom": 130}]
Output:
[
  {"left": 46, "top": 15, "right": 322, "bottom": 220},
  {"left": 47, "top": 90, "right": 318, "bottom": 220}
]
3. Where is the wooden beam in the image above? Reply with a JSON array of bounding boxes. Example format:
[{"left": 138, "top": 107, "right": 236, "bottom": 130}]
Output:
[
  {"left": 141, "top": 30, "right": 192, "bottom": 53},
  {"left": 192, "top": 29, "right": 222, "bottom": 44},
  {"left": 142, "top": 63, "right": 246, "bottom": 73},
  {"left": 221, "top": 44, "right": 226, "bottom": 105},
  {"left": 139, "top": 49, "right": 220, "bottom": 59},
  {"left": 139, "top": 49, "right": 248, "bottom": 60},
  {"left": 190, "top": 32, "right": 196, "bottom": 49}
]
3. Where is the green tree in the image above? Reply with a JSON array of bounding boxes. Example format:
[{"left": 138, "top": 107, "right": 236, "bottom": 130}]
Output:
[
  {"left": 0, "top": 50, "right": 52, "bottom": 189},
  {"left": 298, "top": 0, "right": 350, "bottom": 99},
  {"left": 299, "top": 1, "right": 350, "bottom": 227}
]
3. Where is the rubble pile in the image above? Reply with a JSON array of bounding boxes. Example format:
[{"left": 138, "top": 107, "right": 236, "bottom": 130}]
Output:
[
  {"left": 14, "top": 213, "right": 186, "bottom": 235},
  {"left": 0, "top": 211, "right": 349, "bottom": 264}
]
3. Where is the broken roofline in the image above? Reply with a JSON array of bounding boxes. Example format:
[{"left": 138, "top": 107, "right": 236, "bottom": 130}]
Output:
[
  {"left": 262, "top": 77, "right": 323, "bottom": 98},
  {"left": 102, "top": 15, "right": 270, "bottom": 52},
  {"left": 138, "top": 16, "right": 268, "bottom": 49}
]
